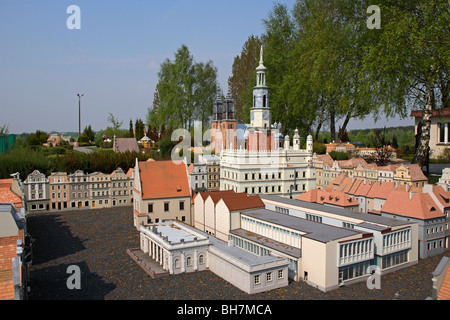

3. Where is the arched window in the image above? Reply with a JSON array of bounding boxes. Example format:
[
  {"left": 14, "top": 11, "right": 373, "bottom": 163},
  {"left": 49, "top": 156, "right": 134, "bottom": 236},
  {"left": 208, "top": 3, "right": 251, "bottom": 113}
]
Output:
[
  {"left": 198, "top": 254, "right": 204, "bottom": 264},
  {"left": 186, "top": 256, "right": 192, "bottom": 267},
  {"left": 174, "top": 258, "right": 180, "bottom": 269}
]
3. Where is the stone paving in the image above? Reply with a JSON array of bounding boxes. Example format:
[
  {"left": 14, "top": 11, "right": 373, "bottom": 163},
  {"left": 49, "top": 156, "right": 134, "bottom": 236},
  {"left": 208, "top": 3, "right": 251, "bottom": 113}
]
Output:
[{"left": 26, "top": 206, "right": 448, "bottom": 300}]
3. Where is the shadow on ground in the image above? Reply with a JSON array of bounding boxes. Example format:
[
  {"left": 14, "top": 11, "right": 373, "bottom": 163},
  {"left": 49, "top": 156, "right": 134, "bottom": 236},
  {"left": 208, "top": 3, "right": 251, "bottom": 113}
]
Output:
[{"left": 28, "top": 261, "right": 116, "bottom": 300}]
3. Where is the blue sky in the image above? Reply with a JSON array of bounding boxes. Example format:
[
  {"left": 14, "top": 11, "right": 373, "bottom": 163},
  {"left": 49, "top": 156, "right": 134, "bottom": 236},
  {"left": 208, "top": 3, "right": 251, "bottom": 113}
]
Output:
[{"left": 0, "top": 0, "right": 412, "bottom": 134}]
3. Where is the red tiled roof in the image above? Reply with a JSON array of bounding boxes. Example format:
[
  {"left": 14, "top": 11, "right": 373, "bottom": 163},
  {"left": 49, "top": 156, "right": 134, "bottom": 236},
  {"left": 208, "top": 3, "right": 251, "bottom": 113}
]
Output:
[
  {"left": 382, "top": 190, "right": 444, "bottom": 220},
  {"left": 219, "top": 193, "right": 265, "bottom": 211},
  {"left": 367, "top": 181, "right": 395, "bottom": 199},
  {"left": 297, "top": 189, "right": 358, "bottom": 207},
  {"left": 138, "top": 160, "right": 190, "bottom": 200},
  {"left": 330, "top": 172, "right": 347, "bottom": 187},
  {"left": 337, "top": 158, "right": 369, "bottom": 169},
  {"left": 410, "top": 108, "right": 450, "bottom": 118},
  {"left": 404, "top": 164, "right": 428, "bottom": 182},
  {"left": 198, "top": 190, "right": 235, "bottom": 202},
  {"left": 0, "top": 187, "right": 22, "bottom": 208},
  {"left": 0, "top": 179, "right": 13, "bottom": 189},
  {"left": 126, "top": 168, "right": 134, "bottom": 178},
  {"left": 114, "top": 138, "right": 139, "bottom": 153},
  {"left": 353, "top": 180, "right": 374, "bottom": 197},
  {"left": 317, "top": 154, "right": 334, "bottom": 167},
  {"left": 438, "top": 266, "right": 450, "bottom": 300},
  {"left": 433, "top": 185, "right": 450, "bottom": 208}
]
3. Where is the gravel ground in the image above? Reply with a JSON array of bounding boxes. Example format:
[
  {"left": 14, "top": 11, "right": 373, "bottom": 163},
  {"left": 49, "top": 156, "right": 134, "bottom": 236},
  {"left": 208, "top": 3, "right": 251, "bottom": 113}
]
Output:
[{"left": 26, "top": 207, "right": 449, "bottom": 300}]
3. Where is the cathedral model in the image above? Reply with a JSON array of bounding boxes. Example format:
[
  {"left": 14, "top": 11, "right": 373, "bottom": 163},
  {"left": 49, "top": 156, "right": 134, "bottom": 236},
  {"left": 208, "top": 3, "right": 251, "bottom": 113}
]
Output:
[{"left": 211, "top": 46, "right": 316, "bottom": 199}]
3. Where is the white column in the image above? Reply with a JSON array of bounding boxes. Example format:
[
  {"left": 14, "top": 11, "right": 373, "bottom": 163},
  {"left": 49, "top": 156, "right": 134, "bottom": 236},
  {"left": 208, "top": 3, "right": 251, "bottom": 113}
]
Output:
[
  {"left": 193, "top": 250, "right": 198, "bottom": 271},
  {"left": 446, "top": 123, "right": 449, "bottom": 144},
  {"left": 181, "top": 252, "right": 186, "bottom": 273}
]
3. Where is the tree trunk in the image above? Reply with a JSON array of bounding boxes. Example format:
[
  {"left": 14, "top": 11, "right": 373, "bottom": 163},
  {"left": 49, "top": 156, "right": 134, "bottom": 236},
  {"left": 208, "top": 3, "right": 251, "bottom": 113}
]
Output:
[
  {"left": 330, "top": 106, "right": 336, "bottom": 143},
  {"left": 412, "top": 84, "right": 434, "bottom": 171},
  {"left": 338, "top": 111, "right": 352, "bottom": 141},
  {"left": 315, "top": 120, "right": 323, "bottom": 142}
]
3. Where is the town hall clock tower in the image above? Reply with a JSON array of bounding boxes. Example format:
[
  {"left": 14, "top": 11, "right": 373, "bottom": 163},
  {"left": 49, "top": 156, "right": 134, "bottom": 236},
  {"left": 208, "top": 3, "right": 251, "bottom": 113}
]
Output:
[{"left": 247, "top": 46, "right": 275, "bottom": 151}]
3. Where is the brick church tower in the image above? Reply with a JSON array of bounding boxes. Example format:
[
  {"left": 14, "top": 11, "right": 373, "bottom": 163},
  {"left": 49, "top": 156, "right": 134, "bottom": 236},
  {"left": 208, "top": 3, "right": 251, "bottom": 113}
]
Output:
[{"left": 211, "top": 88, "right": 237, "bottom": 153}]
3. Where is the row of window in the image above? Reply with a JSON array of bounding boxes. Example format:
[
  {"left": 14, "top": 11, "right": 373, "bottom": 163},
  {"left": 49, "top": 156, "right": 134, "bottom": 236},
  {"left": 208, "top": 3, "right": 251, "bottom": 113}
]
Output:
[
  {"left": 382, "top": 250, "right": 408, "bottom": 269},
  {"left": 173, "top": 254, "right": 205, "bottom": 268},
  {"left": 254, "top": 270, "right": 284, "bottom": 285},
  {"left": 147, "top": 201, "right": 185, "bottom": 213},
  {"left": 241, "top": 216, "right": 302, "bottom": 248},
  {"left": 305, "top": 213, "right": 322, "bottom": 223},
  {"left": 339, "top": 239, "right": 373, "bottom": 262},
  {"left": 275, "top": 206, "right": 289, "bottom": 215},
  {"left": 427, "top": 239, "right": 446, "bottom": 251},
  {"left": 426, "top": 225, "right": 446, "bottom": 234},
  {"left": 53, "top": 190, "right": 127, "bottom": 199},
  {"left": 339, "top": 260, "right": 373, "bottom": 282},
  {"left": 382, "top": 229, "right": 411, "bottom": 249}
]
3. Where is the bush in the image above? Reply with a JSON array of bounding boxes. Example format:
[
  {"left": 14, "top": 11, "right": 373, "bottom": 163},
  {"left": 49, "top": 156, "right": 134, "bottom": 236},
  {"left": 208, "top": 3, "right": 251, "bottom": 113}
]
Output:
[
  {"left": 329, "top": 151, "right": 349, "bottom": 161},
  {"left": 313, "top": 142, "right": 326, "bottom": 154}
]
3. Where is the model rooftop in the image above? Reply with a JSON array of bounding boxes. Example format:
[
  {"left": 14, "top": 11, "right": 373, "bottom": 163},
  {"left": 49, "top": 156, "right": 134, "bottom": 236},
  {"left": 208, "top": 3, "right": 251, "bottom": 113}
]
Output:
[{"left": 259, "top": 193, "right": 412, "bottom": 229}]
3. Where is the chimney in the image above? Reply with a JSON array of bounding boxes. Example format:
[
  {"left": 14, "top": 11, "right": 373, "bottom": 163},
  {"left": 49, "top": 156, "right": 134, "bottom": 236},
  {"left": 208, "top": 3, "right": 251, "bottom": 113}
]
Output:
[
  {"left": 422, "top": 183, "right": 433, "bottom": 194},
  {"left": 409, "top": 191, "right": 416, "bottom": 200}
]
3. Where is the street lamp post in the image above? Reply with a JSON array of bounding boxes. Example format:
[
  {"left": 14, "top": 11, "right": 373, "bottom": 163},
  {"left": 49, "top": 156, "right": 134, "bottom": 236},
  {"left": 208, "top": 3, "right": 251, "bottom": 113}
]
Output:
[{"left": 77, "top": 93, "right": 84, "bottom": 140}]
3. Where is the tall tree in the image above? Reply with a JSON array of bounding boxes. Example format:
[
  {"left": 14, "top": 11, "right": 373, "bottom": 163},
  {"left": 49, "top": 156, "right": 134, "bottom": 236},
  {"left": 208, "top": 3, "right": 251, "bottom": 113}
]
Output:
[
  {"left": 134, "top": 118, "right": 145, "bottom": 141},
  {"left": 363, "top": 0, "right": 449, "bottom": 168},
  {"left": 228, "top": 35, "right": 263, "bottom": 123},
  {"left": 129, "top": 119, "right": 134, "bottom": 138},
  {"left": 148, "top": 45, "right": 218, "bottom": 132}
]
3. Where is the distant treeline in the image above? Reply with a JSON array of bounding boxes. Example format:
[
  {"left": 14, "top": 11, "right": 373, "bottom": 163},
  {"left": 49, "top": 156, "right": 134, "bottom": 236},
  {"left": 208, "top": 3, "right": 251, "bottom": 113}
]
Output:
[
  {"left": 317, "top": 126, "right": 415, "bottom": 149},
  {"left": 0, "top": 145, "right": 150, "bottom": 180}
]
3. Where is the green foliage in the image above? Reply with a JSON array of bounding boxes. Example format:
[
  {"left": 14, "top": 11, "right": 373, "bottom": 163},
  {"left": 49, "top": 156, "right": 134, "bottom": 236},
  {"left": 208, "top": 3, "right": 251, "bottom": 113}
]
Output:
[
  {"left": 26, "top": 130, "right": 49, "bottom": 147},
  {"left": 148, "top": 44, "right": 218, "bottom": 132},
  {"left": 0, "top": 145, "right": 58, "bottom": 179},
  {"left": 313, "top": 142, "right": 326, "bottom": 154},
  {"left": 159, "top": 136, "right": 176, "bottom": 160},
  {"left": 228, "top": 35, "right": 263, "bottom": 123},
  {"left": 77, "top": 132, "right": 91, "bottom": 146},
  {"left": 329, "top": 151, "right": 349, "bottom": 161},
  {"left": 134, "top": 118, "right": 145, "bottom": 141}
]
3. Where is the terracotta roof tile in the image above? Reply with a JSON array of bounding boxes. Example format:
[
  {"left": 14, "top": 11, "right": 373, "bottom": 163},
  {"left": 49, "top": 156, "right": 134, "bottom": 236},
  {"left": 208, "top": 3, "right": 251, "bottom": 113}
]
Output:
[
  {"left": 0, "top": 187, "right": 22, "bottom": 208},
  {"left": 382, "top": 190, "right": 444, "bottom": 220},
  {"left": 219, "top": 193, "right": 265, "bottom": 211},
  {"left": 438, "top": 266, "right": 450, "bottom": 300},
  {"left": 404, "top": 164, "right": 428, "bottom": 181},
  {"left": 317, "top": 154, "right": 334, "bottom": 167},
  {"left": 114, "top": 138, "right": 139, "bottom": 153},
  {"left": 0, "top": 179, "right": 13, "bottom": 189},
  {"left": 138, "top": 160, "right": 190, "bottom": 200},
  {"left": 296, "top": 189, "right": 358, "bottom": 207},
  {"left": 355, "top": 180, "right": 375, "bottom": 196},
  {"left": 433, "top": 185, "right": 450, "bottom": 208},
  {"left": 367, "top": 181, "right": 395, "bottom": 199},
  {"left": 198, "top": 190, "right": 236, "bottom": 202}
]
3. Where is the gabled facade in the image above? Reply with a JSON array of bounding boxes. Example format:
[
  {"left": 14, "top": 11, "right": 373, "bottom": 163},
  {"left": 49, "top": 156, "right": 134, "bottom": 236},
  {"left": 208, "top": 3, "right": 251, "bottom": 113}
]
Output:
[
  {"left": 133, "top": 159, "right": 192, "bottom": 228},
  {"left": 68, "top": 170, "right": 90, "bottom": 209},
  {"left": 23, "top": 170, "right": 49, "bottom": 213},
  {"left": 110, "top": 167, "right": 130, "bottom": 207},
  {"left": 48, "top": 172, "right": 70, "bottom": 211},
  {"left": 88, "top": 171, "right": 111, "bottom": 209}
]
